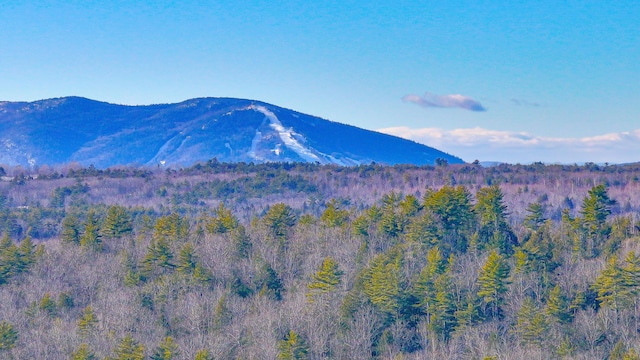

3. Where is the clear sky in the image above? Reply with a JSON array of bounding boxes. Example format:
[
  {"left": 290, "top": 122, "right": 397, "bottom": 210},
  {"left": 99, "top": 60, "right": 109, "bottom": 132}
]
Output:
[{"left": 1, "top": 1, "right": 638, "bottom": 164}]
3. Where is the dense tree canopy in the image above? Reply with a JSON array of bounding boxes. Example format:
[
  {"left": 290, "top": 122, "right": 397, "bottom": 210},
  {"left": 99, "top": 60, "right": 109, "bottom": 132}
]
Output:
[{"left": 0, "top": 162, "right": 639, "bottom": 358}]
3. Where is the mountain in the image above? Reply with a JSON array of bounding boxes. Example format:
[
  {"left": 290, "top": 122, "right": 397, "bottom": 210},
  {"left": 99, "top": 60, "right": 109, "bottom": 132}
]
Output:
[{"left": 0, "top": 97, "right": 463, "bottom": 168}]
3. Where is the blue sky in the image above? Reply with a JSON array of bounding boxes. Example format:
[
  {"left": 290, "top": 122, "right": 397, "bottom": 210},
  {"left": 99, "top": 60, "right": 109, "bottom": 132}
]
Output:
[{"left": 1, "top": 1, "right": 638, "bottom": 164}]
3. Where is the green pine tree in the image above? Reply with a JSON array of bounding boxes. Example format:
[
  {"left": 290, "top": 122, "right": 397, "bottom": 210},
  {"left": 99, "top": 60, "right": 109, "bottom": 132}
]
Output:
[
  {"left": 206, "top": 203, "right": 239, "bottom": 234},
  {"left": 423, "top": 186, "right": 475, "bottom": 253},
  {"left": 192, "top": 263, "right": 213, "bottom": 285},
  {"left": 578, "top": 184, "right": 615, "bottom": 257},
  {"left": 475, "top": 185, "right": 516, "bottom": 254},
  {"left": 17, "top": 236, "right": 36, "bottom": 270},
  {"left": 71, "top": 343, "right": 97, "bottom": 360},
  {"left": 77, "top": 306, "right": 98, "bottom": 337},
  {"left": 101, "top": 205, "right": 133, "bottom": 239},
  {"left": 277, "top": 330, "right": 308, "bottom": 360},
  {"left": 194, "top": 349, "right": 213, "bottom": 360},
  {"left": 257, "top": 262, "right": 284, "bottom": 301},
  {"left": 307, "top": 257, "right": 343, "bottom": 301},
  {"left": 592, "top": 256, "right": 634, "bottom": 311},
  {"left": 263, "top": 203, "right": 297, "bottom": 239},
  {"left": 142, "top": 237, "right": 175, "bottom": 277},
  {"left": 363, "top": 248, "right": 403, "bottom": 315},
  {"left": 546, "top": 285, "right": 572, "bottom": 323},
  {"left": 153, "top": 214, "right": 190, "bottom": 243},
  {"left": 113, "top": 334, "right": 145, "bottom": 360},
  {"left": 150, "top": 336, "right": 179, "bottom": 360},
  {"left": 429, "top": 272, "right": 458, "bottom": 340},
  {"left": 0, "top": 321, "right": 17, "bottom": 350},
  {"left": 213, "top": 294, "right": 232, "bottom": 329},
  {"left": 523, "top": 202, "right": 546, "bottom": 231},
  {"left": 320, "top": 199, "right": 350, "bottom": 228},
  {"left": 176, "top": 243, "right": 197, "bottom": 275},
  {"left": 516, "top": 297, "right": 548, "bottom": 346},
  {"left": 80, "top": 210, "right": 102, "bottom": 251},
  {"left": 624, "top": 348, "right": 640, "bottom": 360},
  {"left": 378, "top": 192, "right": 402, "bottom": 237},
  {"left": 39, "top": 292, "right": 57, "bottom": 317},
  {"left": 477, "top": 250, "right": 510, "bottom": 318},
  {"left": 61, "top": 214, "right": 82, "bottom": 244}
]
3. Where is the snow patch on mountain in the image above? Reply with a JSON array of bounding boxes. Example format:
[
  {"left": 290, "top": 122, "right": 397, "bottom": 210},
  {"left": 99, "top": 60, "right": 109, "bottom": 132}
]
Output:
[
  {"left": 247, "top": 105, "right": 338, "bottom": 164},
  {"left": 248, "top": 105, "right": 326, "bottom": 163}
]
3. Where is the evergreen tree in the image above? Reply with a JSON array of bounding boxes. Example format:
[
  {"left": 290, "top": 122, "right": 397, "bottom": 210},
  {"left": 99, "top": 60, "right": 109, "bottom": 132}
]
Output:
[
  {"left": 516, "top": 297, "right": 548, "bottom": 346},
  {"left": 61, "top": 214, "right": 82, "bottom": 244},
  {"left": 610, "top": 341, "right": 631, "bottom": 360},
  {"left": 194, "top": 349, "right": 214, "bottom": 360},
  {"left": 399, "top": 194, "right": 423, "bottom": 219},
  {"left": 142, "top": 237, "right": 175, "bottom": 276},
  {"left": 592, "top": 256, "right": 625, "bottom": 310},
  {"left": 624, "top": 348, "right": 640, "bottom": 360},
  {"left": 257, "top": 262, "right": 284, "bottom": 301},
  {"left": 80, "top": 210, "right": 102, "bottom": 251},
  {"left": 578, "top": 184, "right": 615, "bottom": 257},
  {"left": 546, "top": 285, "right": 572, "bottom": 323},
  {"left": 429, "top": 272, "right": 458, "bottom": 340},
  {"left": 77, "top": 306, "right": 98, "bottom": 337},
  {"left": 71, "top": 343, "right": 97, "bottom": 360},
  {"left": 363, "top": 248, "right": 403, "bottom": 315},
  {"left": 39, "top": 292, "right": 57, "bottom": 316},
  {"left": 477, "top": 250, "right": 510, "bottom": 318},
  {"left": 206, "top": 203, "right": 238, "bottom": 234},
  {"left": 192, "top": 262, "right": 213, "bottom": 285},
  {"left": 307, "top": 257, "right": 343, "bottom": 301},
  {"left": 0, "top": 233, "right": 11, "bottom": 253},
  {"left": 622, "top": 251, "right": 640, "bottom": 297},
  {"left": 378, "top": 192, "right": 402, "bottom": 237},
  {"left": 277, "top": 330, "right": 308, "bottom": 360},
  {"left": 475, "top": 185, "right": 517, "bottom": 254},
  {"left": 0, "top": 239, "right": 19, "bottom": 284},
  {"left": 414, "top": 247, "right": 447, "bottom": 312},
  {"left": 0, "top": 321, "right": 17, "bottom": 350},
  {"left": 231, "top": 224, "right": 252, "bottom": 259},
  {"left": 101, "top": 205, "right": 133, "bottom": 239},
  {"left": 580, "top": 184, "right": 614, "bottom": 235},
  {"left": 17, "top": 236, "right": 36, "bottom": 270},
  {"left": 213, "top": 294, "right": 232, "bottom": 329},
  {"left": 263, "top": 203, "right": 296, "bottom": 239},
  {"left": 524, "top": 202, "right": 546, "bottom": 231},
  {"left": 521, "top": 221, "right": 556, "bottom": 273},
  {"left": 58, "top": 292, "right": 74, "bottom": 309},
  {"left": 113, "top": 334, "right": 145, "bottom": 360},
  {"left": 592, "top": 255, "right": 636, "bottom": 311},
  {"left": 154, "top": 213, "right": 189, "bottom": 243},
  {"left": 454, "top": 296, "right": 483, "bottom": 331},
  {"left": 405, "top": 210, "right": 440, "bottom": 247},
  {"left": 423, "top": 186, "right": 475, "bottom": 253},
  {"left": 176, "top": 243, "right": 197, "bottom": 275},
  {"left": 320, "top": 199, "right": 350, "bottom": 227},
  {"left": 150, "top": 336, "right": 179, "bottom": 360}
]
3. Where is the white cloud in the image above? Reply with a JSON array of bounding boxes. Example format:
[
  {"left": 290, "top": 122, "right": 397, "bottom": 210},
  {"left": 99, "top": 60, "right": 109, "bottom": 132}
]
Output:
[
  {"left": 402, "top": 92, "right": 486, "bottom": 111},
  {"left": 378, "top": 126, "right": 640, "bottom": 164}
]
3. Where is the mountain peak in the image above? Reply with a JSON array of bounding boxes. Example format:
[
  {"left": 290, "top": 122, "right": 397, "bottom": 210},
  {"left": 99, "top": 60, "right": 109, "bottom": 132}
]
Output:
[{"left": 0, "top": 97, "right": 463, "bottom": 168}]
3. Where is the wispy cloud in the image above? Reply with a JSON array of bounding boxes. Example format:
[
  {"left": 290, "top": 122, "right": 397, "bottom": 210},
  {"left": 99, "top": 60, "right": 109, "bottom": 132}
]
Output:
[
  {"left": 378, "top": 126, "right": 640, "bottom": 164},
  {"left": 402, "top": 92, "right": 486, "bottom": 112},
  {"left": 511, "top": 98, "right": 541, "bottom": 107}
]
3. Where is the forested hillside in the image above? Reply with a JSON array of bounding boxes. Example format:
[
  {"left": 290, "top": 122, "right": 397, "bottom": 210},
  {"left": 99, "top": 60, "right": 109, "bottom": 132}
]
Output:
[{"left": 2, "top": 161, "right": 640, "bottom": 359}]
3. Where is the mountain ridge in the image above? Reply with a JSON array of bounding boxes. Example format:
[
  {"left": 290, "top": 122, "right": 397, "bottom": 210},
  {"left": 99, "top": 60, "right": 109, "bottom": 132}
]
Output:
[{"left": 0, "top": 96, "right": 464, "bottom": 168}]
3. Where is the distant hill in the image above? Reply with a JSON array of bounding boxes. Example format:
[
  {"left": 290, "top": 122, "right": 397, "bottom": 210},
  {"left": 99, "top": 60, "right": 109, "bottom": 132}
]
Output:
[{"left": 0, "top": 97, "right": 463, "bottom": 168}]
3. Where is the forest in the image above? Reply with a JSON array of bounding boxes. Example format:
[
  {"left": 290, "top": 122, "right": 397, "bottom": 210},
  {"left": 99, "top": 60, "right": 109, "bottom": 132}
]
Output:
[{"left": 2, "top": 160, "right": 640, "bottom": 359}]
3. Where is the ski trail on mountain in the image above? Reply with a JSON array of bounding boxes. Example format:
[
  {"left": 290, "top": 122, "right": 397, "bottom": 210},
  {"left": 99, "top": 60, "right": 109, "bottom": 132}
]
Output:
[{"left": 248, "top": 105, "right": 327, "bottom": 163}]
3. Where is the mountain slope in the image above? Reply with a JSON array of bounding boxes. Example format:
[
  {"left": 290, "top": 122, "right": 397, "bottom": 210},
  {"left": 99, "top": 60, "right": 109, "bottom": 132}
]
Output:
[{"left": 0, "top": 97, "right": 463, "bottom": 168}]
